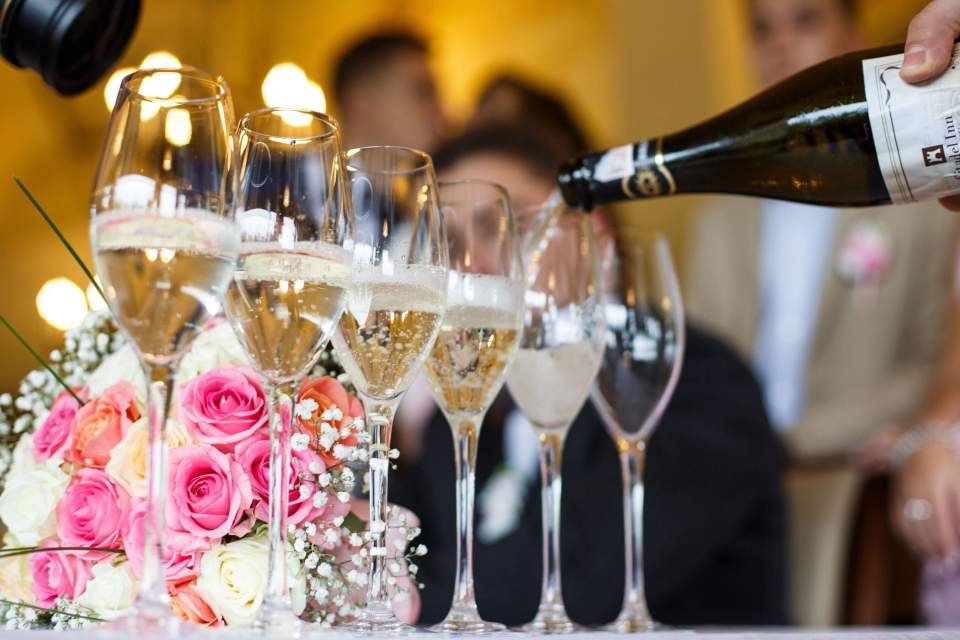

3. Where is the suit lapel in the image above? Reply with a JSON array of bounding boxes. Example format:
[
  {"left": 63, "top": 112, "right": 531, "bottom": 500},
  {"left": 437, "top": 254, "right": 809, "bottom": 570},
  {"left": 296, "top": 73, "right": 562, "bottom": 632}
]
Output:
[{"left": 808, "top": 209, "right": 858, "bottom": 365}]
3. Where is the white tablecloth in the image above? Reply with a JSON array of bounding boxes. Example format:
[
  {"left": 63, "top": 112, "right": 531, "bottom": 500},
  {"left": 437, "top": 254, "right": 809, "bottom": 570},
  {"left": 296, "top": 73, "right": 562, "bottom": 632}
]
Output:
[{"left": 0, "top": 628, "right": 958, "bottom": 639}]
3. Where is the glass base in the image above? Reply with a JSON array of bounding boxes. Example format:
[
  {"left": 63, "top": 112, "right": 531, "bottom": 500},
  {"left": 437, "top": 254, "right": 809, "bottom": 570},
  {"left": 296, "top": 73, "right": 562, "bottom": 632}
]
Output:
[
  {"left": 347, "top": 602, "right": 413, "bottom": 635},
  {"left": 518, "top": 603, "right": 576, "bottom": 634},
  {"left": 251, "top": 603, "right": 303, "bottom": 638},
  {"left": 103, "top": 598, "right": 181, "bottom": 635},
  {"left": 605, "top": 605, "right": 664, "bottom": 632},
  {"left": 430, "top": 605, "right": 506, "bottom": 634}
]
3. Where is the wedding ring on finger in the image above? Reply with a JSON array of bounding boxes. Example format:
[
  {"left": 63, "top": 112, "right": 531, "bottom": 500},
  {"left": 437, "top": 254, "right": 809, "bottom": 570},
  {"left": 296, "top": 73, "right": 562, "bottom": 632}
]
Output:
[{"left": 904, "top": 497, "right": 933, "bottom": 522}]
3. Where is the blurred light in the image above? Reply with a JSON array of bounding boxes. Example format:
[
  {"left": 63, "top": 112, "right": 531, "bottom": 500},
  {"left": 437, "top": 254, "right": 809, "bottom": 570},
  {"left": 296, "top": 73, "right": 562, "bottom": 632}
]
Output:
[
  {"left": 165, "top": 108, "right": 192, "bottom": 146},
  {"left": 138, "top": 51, "right": 182, "bottom": 120},
  {"left": 139, "top": 51, "right": 182, "bottom": 97},
  {"left": 103, "top": 66, "right": 136, "bottom": 111},
  {"left": 86, "top": 279, "right": 107, "bottom": 311},
  {"left": 261, "top": 63, "right": 326, "bottom": 125},
  {"left": 37, "top": 278, "right": 88, "bottom": 331}
]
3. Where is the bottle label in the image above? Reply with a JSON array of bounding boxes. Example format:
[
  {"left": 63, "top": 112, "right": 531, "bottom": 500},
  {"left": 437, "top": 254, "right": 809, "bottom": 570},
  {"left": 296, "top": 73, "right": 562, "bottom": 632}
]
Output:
[
  {"left": 592, "top": 139, "right": 676, "bottom": 200},
  {"left": 863, "top": 44, "right": 960, "bottom": 204}
]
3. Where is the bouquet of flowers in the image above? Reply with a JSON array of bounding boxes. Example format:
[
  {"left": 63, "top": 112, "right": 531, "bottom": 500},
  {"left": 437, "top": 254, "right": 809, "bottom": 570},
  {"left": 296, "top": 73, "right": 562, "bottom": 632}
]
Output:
[{"left": 0, "top": 311, "right": 422, "bottom": 629}]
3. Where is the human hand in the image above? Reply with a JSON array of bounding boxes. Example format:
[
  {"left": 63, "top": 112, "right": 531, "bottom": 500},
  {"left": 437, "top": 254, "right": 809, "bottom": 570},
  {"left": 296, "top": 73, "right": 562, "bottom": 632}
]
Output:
[
  {"left": 892, "top": 438, "right": 960, "bottom": 560},
  {"left": 855, "top": 424, "right": 903, "bottom": 475},
  {"left": 902, "top": 0, "right": 960, "bottom": 210}
]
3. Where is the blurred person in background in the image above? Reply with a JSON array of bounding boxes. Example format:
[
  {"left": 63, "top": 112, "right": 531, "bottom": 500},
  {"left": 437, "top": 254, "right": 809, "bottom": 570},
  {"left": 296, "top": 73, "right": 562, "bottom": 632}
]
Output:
[
  {"left": 391, "top": 120, "right": 788, "bottom": 627},
  {"left": 889, "top": 301, "right": 960, "bottom": 625},
  {"left": 469, "top": 74, "right": 590, "bottom": 156},
  {"left": 392, "top": 75, "right": 601, "bottom": 462},
  {"left": 331, "top": 31, "right": 449, "bottom": 152},
  {"left": 685, "top": 0, "right": 956, "bottom": 626}
]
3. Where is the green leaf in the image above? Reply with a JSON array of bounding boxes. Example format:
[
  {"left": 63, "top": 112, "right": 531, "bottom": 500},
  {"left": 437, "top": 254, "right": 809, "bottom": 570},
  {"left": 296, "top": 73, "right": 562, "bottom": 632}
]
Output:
[
  {"left": 13, "top": 176, "right": 105, "bottom": 301},
  {"left": 0, "top": 599, "right": 105, "bottom": 623},
  {"left": 0, "top": 314, "right": 82, "bottom": 404},
  {"left": 0, "top": 546, "right": 124, "bottom": 559}
]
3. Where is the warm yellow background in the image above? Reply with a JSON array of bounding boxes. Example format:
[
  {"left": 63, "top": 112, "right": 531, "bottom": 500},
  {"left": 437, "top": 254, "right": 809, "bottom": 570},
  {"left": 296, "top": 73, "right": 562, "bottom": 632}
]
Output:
[{"left": 0, "top": 0, "right": 926, "bottom": 390}]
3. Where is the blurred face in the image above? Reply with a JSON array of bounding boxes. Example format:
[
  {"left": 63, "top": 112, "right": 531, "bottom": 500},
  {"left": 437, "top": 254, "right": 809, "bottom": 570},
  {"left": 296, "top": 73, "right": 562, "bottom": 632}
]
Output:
[
  {"left": 344, "top": 49, "right": 448, "bottom": 152},
  {"left": 440, "top": 154, "right": 550, "bottom": 274},
  {"left": 439, "top": 152, "right": 613, "bottom": 274},
  {"left": 750, "top": 0, "right": 862, "bottom": 86}
]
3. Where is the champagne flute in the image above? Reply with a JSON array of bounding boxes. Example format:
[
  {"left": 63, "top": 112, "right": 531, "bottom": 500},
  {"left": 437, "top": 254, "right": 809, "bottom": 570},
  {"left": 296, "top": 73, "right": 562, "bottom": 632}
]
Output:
[
  {"left": 89, "top": 67, "right": 238, "bottom": 631},
  {"left": 222, "top": 108, "right": 352, "bottom": 635},
  {"left": 505, "top": 209, "right": 604, "bottom": 634},
  {"left": 331, "top": 146, "right": 448, "bottom": 632},
  {"left": 590, "top": 235, "right": 684, "bottom": 632},
  {"left": 423, "top": 180, "right": 524, "bottom": 634}
]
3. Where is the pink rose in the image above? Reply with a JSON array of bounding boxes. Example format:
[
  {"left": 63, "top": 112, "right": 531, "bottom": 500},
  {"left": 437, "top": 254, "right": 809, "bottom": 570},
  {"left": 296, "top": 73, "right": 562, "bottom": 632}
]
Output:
[
  {"left": 67, "top": 381, "right": 139, "bottom": 468},
  {"left": 29, "top": 539, "right": 93, "bottom": 607},
  {"left": 235, "top": 437, "right": 325, "bottom": 528},
  {"left": 122, "top": 500, "right": 201, "bottom": 584},
  {"left": 178, "top": 367, "right": 268, "bottom": 452},
  {"left": 167, "top": 444, "right": 253, "bottom": 542},
  {"left": 56, "top": 468, "right": 129, "bottom": 560},
  {"left": 34, "top": 391, "right": 80, "bottom": 462},
  {"left": 170, "top": 581, "right": 223, "bottom": 627}
]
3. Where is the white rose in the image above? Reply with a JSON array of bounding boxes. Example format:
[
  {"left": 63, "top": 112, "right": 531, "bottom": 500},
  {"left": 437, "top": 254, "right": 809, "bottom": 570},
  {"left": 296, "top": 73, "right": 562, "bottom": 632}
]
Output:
[
  {"left": 77, "top": 562, "right": 136, "bottom": 620},
  {"left": 197, "top": 534, "right": 306, "bottom": 627},
  {"left": 288, "top": 550, "right": 306, "bottom": 617},
  {"left": 177, "top": 322, "right": 248, "bottom": 383},
  {"left": 0, "top": 439, "right": 70, "bottom": 546},
  {"left": 0, "top": 554, "right": 33, "bottom": 605},
  {"left": 86, "top": 345, "right": 147, "bottom": 402},
  {"left": 105, "top": 418, "right": 194, "bottom": 498}
]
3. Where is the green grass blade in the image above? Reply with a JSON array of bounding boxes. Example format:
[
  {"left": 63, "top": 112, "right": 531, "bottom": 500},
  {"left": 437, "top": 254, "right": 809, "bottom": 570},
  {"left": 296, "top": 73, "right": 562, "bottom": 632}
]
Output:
[
  {"left": 13, "top": 176, "right": 105, "bottom": 301},
  {"left": 0, "top": 314, "right": 81, "bottom": 404}
]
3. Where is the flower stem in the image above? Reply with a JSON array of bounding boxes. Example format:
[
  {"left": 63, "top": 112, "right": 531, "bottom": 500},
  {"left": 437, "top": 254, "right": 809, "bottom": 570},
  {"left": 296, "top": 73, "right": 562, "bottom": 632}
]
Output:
[
  {"left": 0, "top": 599, "right": 104, "bottom": 623},
  {"left": 13, "top": 177, "right": 105, "bottom": 300},
  {"left": 0, "top": 314, "right": 81, "bottom": 404}
]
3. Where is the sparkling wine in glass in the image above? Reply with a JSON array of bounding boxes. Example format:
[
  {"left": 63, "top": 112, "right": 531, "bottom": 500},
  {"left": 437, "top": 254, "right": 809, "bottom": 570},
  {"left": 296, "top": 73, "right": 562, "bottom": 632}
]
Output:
[
  {"left": 222, "top": 108, "right": 352, "bottom": 636},
  {"left": 89, "top": 67, "right": 238, "bottom": 632},
  {"left": 590, "top": 235, "right": 684, "bottom": 632},
  {"left": 422, "top": 180, "right": 524, "bottom": 634},
  {"left": 331, "top": 146, "right": 448, "bottom": 633},
  {"left": 505, "top": 209, "right": 604, "bottom": 634}
]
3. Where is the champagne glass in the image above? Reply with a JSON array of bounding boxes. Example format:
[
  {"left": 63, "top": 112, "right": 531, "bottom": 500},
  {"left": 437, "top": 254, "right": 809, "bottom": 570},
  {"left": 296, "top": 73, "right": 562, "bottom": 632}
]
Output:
[
  {"left": 423, "top": 180, "right": 524, "bottom": 633},
  {"left": 89, "top": 67, "right": 238, "bottom": 631},
  {"left": 590, "top": 235, "right": 684, "bottom": 632},
  {"left": 505, "top": 209, "right": 604, "bottom": 633},
  {"left": 222, "top": 108, "right": 352, "bottom": 635},
  {"left": 331, "top": 146, "right": 448, "bottom": 632}
]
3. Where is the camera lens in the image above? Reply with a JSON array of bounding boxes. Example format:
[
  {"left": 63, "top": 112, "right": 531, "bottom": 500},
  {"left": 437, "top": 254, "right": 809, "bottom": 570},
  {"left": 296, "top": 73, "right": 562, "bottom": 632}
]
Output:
[{"left": 1, "top": 0, "right": 141, "bottom": 96}]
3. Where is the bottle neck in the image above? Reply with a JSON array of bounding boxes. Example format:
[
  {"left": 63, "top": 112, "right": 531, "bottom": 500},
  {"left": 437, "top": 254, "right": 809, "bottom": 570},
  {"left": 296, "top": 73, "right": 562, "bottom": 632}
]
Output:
[{"left": 559, "top": 137, "right": 676, "bottom": 211}]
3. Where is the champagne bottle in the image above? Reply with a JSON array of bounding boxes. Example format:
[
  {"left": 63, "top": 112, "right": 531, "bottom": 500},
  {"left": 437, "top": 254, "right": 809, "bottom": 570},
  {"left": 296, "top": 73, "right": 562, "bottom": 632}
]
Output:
[{"left": 558, "top": 42, "right": 960, "bottom": 211}]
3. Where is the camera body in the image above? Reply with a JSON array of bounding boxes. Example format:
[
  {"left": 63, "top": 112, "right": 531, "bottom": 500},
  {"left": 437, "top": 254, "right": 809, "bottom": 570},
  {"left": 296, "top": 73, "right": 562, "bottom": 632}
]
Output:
[{"left": 0, "top": 0, "right": 140, "bottom": 95}]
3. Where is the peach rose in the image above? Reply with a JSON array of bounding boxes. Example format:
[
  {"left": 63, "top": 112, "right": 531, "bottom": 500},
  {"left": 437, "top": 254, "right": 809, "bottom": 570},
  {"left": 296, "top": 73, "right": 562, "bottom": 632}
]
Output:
[
  {"left": 170, "top": 581, "right": 223, "bottom": 627},
  {"left": 105, "top": 418, "right": 193, "bottom": 499},
  {"left": 297, "top": 377, "right": 363, "bottom": 466},
  {"left": 67, "top": 381, "right": 139, "bottom": 468}
]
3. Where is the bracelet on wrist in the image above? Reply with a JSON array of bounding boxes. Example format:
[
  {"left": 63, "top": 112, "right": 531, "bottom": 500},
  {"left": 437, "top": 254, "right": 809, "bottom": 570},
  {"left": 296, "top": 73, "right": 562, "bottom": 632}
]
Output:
[{"left": 889, "top": 422, "right": 960, "bottom": 471}]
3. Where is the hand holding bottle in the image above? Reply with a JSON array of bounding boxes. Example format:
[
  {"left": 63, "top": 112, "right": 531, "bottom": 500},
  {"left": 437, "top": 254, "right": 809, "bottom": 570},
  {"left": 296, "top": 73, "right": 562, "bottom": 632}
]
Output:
[
  {"left": 904, "top": 0, "right": 960, "bottom": 210},
  {"left": 903, "top": 0, "right": 960, "bottom": 84}
]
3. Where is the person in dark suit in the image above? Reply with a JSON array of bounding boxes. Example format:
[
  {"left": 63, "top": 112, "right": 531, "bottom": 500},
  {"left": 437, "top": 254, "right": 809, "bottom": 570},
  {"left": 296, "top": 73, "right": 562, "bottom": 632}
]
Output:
[{"left": 390, "top": 125, "right": 790, "bottom": 627}]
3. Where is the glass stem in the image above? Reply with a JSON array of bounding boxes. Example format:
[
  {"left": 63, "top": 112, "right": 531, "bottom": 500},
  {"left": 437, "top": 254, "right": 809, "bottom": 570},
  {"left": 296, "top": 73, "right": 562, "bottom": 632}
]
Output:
[
  {"left": 620, "top": 443, "right": 652, "bottom": 622},
  {"left": 362, "top": 397, "right": 399, "bottom": 614},
  {"left": 537, "top": 431, "right": 566, "bottom": 610},
  {"left": 138, "top": 364, "right": 174, "bottom": 612},
  {"left": 450, "top": 414, "right": 483, "bottom": 613},
  {"left": 258, "top": 380, "right": 298, "bottom": 623}
]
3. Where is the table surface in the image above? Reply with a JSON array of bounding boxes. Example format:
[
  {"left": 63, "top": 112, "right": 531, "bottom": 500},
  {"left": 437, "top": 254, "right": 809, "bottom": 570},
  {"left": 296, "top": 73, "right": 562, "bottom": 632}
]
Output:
[{"left": 0, "top": 628, "right": 958, "bottom": 639}]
